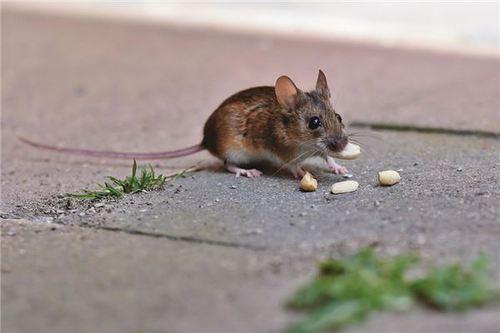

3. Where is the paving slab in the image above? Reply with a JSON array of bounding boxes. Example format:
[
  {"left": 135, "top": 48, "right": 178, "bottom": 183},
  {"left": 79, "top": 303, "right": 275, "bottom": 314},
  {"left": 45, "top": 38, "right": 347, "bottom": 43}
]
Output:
[
  {"left": 1, "top": 219, "right": 298, "bottom": 333},
  {"left": 50, "top": 131, "right": 499, "bottom": 253},
  {"left": 3, "top": 218, "right": 500, "bottom": 333},
  {"left": 2, "top": 10, "right": 500, "bottom": 175},
  {"left": 2, "top": 9, "right": 500, "bottom": 333},
  {"left": 6, "top": 129, "right": 498, "bottom": 333},
  {"left": 2, "top": 9, "right": 499, "bottom": 213}
]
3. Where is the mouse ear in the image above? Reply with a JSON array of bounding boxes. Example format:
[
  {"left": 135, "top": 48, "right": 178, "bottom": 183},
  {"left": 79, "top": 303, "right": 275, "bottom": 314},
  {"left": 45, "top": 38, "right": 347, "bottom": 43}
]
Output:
[
  {"left": 316, "top": 69, "right": 331, "bottom": 99},
  {"left": 275, "top": 76, "right": 300, "bottom": 109}
]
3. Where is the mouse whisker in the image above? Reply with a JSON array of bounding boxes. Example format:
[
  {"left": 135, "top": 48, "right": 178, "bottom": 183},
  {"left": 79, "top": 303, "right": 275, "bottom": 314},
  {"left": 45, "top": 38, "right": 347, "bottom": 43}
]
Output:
[
  {"left": 352, "top": 142, "right": 376, "bottom": 159},
  {"left": 348, "top": 131, "right": 382, "bottom": 141},
  {"left": 272, "top": 147, "right": 321, "bottom": 177},
  {"left": 347, "top": 138, "right": 365, "bottom": 148},
  {"left": 295, "top": 139, "right": 322, "bottom": 151},
  {"left": 348, "top": 136, "right": 379, "bottom": 157},
  {"left": 347, "top": 132, "right": 383, "bottom": 158}
]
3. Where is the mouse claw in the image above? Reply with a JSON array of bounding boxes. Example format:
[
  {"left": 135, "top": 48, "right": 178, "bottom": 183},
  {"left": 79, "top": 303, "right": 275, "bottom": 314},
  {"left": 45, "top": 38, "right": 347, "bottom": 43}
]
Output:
[
  {"left": 245, "top": 169, "right": 263, "bottom": 178},
  {"left": 226, "top": 162, "right": 262, "bottom": 178},
  {"left": 326, "top": 156, "right": 349, "bottom": 175},
  {"left": 290, "top": 166, "right": 306, "bottom": 179},
  {"left": 332, "top": 165, "right": 349, "bottom": 175}
]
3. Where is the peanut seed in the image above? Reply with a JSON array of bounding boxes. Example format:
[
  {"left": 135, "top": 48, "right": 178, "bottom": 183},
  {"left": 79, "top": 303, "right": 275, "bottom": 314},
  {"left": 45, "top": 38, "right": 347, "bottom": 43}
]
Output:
[
  {"left": 331, "top": 180, "right": 359, "bottom": 194},
  {"left": 300, "top": 172, "right": 318, "bottom": 192},
  {"left": 378, "top": 170, "right": 401, "bottom": 186}
]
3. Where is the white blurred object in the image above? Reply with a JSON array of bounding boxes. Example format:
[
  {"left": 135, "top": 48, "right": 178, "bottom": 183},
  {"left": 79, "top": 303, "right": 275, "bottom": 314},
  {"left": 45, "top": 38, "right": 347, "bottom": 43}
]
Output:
[{"left": 6, "top": 1, "right": 500, "bottom": 56}]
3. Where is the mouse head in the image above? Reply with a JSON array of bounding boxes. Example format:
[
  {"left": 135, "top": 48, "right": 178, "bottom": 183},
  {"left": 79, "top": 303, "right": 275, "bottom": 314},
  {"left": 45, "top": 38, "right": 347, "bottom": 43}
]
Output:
[{"left": 275, "top": 70, "right": 348, "bottom": 155}]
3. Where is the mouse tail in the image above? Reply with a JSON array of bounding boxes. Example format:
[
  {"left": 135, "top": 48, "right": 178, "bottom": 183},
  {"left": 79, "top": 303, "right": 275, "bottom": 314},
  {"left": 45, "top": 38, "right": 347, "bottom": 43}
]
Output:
[{"left": 18, "top": 137, "right": 205, "bottom": 160}]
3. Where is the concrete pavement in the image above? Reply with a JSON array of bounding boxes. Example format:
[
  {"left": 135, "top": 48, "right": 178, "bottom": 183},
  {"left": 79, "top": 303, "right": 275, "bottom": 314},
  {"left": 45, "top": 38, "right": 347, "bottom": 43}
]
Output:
[{"left": 2, "top": 9, "right": 500, "bottom": 333}]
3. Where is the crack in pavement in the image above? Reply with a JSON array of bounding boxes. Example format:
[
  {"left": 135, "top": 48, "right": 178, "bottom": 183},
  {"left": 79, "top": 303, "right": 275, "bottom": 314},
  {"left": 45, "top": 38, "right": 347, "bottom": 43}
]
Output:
[
  {"left": 351, "top": 122, "right": 500, "bottom": 138},
  {"left": 2, "top": 215, "right": 269, "bottom": 251},
  {"left": 91, "top": 225, "right": 268, "bottom": 251},
  {"left": 1, "top": 216, "right": 268, "bottom": 251}
]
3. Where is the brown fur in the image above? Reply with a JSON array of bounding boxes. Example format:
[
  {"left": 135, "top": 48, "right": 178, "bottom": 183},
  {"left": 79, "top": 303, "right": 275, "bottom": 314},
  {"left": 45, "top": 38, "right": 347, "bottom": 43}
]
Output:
[
  {"left": 202, "top": 71, "right": 347, "bottom": 168},
  {"left": 20, "top": 71, "right": 346, "bottom": 171}
]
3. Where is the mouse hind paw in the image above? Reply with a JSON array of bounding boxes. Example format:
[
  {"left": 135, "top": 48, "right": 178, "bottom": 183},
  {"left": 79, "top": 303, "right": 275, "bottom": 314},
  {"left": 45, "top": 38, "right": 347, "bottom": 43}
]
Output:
[{"left": 225, "top": 163, "right": 263, "bottom": 178}]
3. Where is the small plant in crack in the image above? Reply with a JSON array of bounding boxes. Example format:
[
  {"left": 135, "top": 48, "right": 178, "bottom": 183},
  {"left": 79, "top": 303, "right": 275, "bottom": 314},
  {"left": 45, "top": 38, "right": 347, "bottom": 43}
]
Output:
[
  {"left": 285, "top": 248, "right": 500, "bottom": 333},
  {"left": 70, "top": 160, "right": 196, "bottom": 200}
]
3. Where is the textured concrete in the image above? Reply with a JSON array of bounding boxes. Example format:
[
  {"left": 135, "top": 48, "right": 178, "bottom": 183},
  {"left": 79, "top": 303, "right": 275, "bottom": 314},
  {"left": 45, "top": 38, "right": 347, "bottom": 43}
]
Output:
[
  {"left": 2, "top": 9, "right": 500, "bottom": 333},
  {"left": 1, "top": 219, "right": 298, "bottom": 333},
  {"left": 3, "top": 219, "right": 500, "bottom": 333},
  {"left": 3, "top": 9, "right": 500, "bottom": 214},
  {"left": 54, "top": 131, "right": 500, "bottom": 253}
]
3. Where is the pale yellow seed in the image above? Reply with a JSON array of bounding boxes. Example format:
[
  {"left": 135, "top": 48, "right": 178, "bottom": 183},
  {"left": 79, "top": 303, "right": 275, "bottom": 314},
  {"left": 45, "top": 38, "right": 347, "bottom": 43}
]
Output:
[
  {"left": 300, "top": 172, "right": 318, "bottom": 192},
  {"left": 378, "top": 170, "right": 401, "bottom": 186},
  {"left": 334, "top": 142, "right": 361, "bottom": 160},
  {"left": 331, "top": 180, "right": 359, "bottom": 194}
]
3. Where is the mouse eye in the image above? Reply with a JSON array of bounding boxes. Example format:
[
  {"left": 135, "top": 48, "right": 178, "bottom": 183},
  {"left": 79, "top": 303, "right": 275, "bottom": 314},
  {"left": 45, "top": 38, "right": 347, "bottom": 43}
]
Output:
[
  {"left": 308, "top": 116, "right": 322, "bottom": 130},
  {"left": 335, "top": 114, "right": 342, "bottom": 123}
]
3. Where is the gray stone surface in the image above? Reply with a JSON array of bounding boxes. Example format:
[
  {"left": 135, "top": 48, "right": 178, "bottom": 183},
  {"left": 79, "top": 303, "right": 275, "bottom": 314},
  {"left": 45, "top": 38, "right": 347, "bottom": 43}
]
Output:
[
  {"left": 61, "top": 131, "right": 500, "bottom": 253},
  {"left": 1, "top": 219, "right": 299, "bottom": 333},
  {"left": 2, "top": 9, "right": 500, "bottom": 333},
  {"left": 3, "top": 215, "right": 500, "bottom": 333}
]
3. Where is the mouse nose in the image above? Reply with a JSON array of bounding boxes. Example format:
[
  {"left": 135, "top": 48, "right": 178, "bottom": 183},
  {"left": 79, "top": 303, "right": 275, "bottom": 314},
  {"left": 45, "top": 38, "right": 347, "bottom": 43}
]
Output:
[{"left": 325, "top": 134, "right": 348, "bottom": 152}]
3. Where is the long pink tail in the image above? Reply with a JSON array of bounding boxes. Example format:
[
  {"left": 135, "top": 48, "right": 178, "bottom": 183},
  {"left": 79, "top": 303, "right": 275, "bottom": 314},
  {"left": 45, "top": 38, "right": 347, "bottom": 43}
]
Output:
[{"left": 19, "top": 137, "right": 204, "bottom": 159}]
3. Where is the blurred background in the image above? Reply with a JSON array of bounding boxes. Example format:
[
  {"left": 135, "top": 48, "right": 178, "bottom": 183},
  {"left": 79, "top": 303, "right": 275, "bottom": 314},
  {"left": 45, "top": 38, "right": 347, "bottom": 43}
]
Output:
[{"left": 7, "top": 1, "right": 500, "bottom": 56}]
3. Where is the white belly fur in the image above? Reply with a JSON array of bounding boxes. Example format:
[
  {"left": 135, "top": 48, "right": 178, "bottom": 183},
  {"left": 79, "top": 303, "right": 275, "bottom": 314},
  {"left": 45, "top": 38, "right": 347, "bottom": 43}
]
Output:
[{"left": 226, "top": 148, "right": 284, "bottom": 167}]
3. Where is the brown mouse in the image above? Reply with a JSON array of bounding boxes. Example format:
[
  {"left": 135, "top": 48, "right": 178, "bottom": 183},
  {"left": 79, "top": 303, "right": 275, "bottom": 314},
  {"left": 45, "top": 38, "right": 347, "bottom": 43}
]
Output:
[{"left": 20, "top": 70, "right": 351, "bottom": 178}]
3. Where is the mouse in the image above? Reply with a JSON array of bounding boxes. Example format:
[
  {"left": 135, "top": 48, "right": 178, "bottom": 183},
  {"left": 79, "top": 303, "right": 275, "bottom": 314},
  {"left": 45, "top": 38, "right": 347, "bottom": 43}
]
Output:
[{"left": 20, "top": 70, "right": 352, "bottom": 179}]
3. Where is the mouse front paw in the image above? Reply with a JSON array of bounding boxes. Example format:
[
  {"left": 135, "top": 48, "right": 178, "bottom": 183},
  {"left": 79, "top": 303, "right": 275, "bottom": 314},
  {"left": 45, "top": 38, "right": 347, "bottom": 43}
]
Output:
[
  {"left": 330, "top": 164, "right": 348, "bottom": 175},
  {"left": 290, "top": 166, "right": 306, "bottom": 179},
  {"left": 326, "top": 156, "right": 349, "bottom": 175}
]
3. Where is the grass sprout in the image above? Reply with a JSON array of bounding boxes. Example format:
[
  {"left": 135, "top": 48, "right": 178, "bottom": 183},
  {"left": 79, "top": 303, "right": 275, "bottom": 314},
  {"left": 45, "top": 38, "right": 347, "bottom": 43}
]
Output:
[{"left": 70, "top": 160, "right": 198, "bottom": 200}]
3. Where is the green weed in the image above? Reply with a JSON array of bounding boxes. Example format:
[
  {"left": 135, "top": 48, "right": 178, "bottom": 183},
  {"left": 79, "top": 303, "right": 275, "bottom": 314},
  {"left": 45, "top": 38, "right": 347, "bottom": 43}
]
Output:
[
  {"left": 286, "top": 248, "right": 499, "bottom": 333},
  {"left": 70, "top": 160, "right": 196, "bottom": 200}
]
